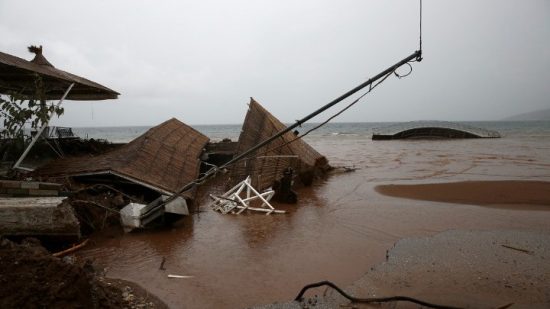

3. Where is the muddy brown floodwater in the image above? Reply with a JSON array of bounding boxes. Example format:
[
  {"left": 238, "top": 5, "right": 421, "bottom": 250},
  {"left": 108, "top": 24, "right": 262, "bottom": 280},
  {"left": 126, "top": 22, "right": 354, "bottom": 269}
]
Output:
[{"left": 78, "top": 133, "right": 550, "bottom": 308}]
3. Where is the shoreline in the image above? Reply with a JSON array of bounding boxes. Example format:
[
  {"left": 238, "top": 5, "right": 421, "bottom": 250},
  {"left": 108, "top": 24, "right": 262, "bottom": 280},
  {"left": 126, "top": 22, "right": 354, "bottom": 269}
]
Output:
[
  {"left": 75, "top": 178, "right": 550, "bottom": 308},
  {"left": 77, "top": 179, "right": 550, "bottom": 308},
  {"left": 254, "top": 229, "right": 550, "bottom": 309}
]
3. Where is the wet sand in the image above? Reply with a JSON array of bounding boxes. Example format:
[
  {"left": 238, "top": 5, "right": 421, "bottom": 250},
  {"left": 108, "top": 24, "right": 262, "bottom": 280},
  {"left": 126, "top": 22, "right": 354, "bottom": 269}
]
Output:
[
  {"left": 343, "top": 229, "right": 550, "bottom": 308},
  {"left": 258, "top": 229, "right": 550, "bottom": 309},
  {"left": 77, "top": 133, "right": 550, "bottom": 308},
  {"left": 376, "top": 180, "right": 550, "bottom": 210}
]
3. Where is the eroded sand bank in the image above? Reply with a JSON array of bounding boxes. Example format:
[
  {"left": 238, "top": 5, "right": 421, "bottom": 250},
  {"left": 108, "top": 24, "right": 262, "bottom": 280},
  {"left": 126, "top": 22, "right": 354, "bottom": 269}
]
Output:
[{"left": 375, "top": 181, "right": 550, "bottom": 210}]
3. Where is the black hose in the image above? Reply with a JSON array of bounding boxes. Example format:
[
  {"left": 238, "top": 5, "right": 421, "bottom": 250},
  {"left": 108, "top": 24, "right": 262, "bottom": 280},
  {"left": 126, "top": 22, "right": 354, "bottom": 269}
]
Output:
[{"left": 294, "top": 281, "right": 462, "bottom": 309}]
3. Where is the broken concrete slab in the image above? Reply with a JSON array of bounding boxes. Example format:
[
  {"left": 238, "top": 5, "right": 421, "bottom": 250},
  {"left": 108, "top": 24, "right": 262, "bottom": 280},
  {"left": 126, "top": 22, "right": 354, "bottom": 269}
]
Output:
[
  {"left": 0, "top": 180, "right": 61, "bottom": 197},
  {"left": 0, "top": 197, "right": 80, "bottom": 240}
]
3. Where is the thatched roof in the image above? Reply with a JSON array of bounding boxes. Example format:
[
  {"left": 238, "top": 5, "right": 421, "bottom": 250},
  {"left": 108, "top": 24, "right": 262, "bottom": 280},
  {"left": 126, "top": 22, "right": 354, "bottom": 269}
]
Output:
[
  {"left": 0, "top": 46, "right": 119, "bottom": 100},
  {"left": 35, "top": 118, "right": 209, "bottom": 196},
  {"left": 229, "top": 98, "right": 328, "bottom": 190}
]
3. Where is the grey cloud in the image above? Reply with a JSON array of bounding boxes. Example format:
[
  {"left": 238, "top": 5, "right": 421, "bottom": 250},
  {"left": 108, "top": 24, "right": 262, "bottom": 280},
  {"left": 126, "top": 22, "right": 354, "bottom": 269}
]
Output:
[{"left": 1, "top": 0, "right": 548, "bottom": 126}]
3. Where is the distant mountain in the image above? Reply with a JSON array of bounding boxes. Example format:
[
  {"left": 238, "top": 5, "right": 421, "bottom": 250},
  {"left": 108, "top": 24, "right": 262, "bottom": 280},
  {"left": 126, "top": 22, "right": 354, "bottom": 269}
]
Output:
[{"left": 503, "top": 108, "right": 550, "bottom": 121}]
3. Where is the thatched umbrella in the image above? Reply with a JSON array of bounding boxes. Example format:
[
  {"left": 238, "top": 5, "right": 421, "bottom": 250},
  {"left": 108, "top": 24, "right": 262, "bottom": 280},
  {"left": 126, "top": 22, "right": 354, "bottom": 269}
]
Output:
[
  {"left": 0, "top": 45, "right": 119, "bottom": 170},
  {"left": 0, "top": 45, "right": 119, "bottom": 100}
]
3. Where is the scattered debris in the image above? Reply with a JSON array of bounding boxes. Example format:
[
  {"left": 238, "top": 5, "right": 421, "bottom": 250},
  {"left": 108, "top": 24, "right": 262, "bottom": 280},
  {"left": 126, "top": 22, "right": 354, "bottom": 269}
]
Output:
[
  {"left": 272, "top": 167, "right": 297, "bottom": 204},
  {"left": 501, "top": 244, "right": 534, "bottom": 255},
  {"left": 52, "top": 238, "right": 89, "bottom": 257},
  {"left": 167, "top": 274, "right": 194, "bottom": 279},
  {"left": 209, "top": 176, "right": 284, "bottom": 215},
  {"left": 120, "top": 195, "right": 188, "bottom": 232},
  {"left": 66, "top": 186, "right": 133, "bottom": 236},
  {"left": 0, "top": 138, "right": 120, "bottom": 176},
  {"left": 202, "top": 139, "right": 238, "bottom": 167},
  {"left": 159, "top": 257, "right": 166, "bottom": 270}
]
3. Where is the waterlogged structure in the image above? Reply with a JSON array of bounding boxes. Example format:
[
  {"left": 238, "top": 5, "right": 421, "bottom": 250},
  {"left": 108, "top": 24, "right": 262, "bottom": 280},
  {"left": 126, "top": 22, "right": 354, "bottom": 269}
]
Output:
[
  {"left": 35, "top": 118, "right": 209, "bottom": 198},
  {"left": 229, "top": 98, "right": 330, "bottom": 191},
  {"left": 372, "top": 121, "right": 501, "bottom": 140}
]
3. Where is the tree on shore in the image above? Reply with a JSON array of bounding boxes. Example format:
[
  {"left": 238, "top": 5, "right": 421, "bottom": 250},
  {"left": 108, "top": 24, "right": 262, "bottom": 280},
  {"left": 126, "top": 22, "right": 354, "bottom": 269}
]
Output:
[{"left": 0, "top": 74, "right": 64, "bottom": 140}]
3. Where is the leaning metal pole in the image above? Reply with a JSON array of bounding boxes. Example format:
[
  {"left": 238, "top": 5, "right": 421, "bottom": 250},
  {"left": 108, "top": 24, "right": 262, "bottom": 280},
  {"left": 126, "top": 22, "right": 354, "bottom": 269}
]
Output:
[
  {"left": 142, "top": 49, "right": 422, "bottom": 218},
  {"left": 13, "top": 83, "right": 75, "bottom": 171},
  {"left": 223, "top": 50, "right": 422, "bottom": 167}
]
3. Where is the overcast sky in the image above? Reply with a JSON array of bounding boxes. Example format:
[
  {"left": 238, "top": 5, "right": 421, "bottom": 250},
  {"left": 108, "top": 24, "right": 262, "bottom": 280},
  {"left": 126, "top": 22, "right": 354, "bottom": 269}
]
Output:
[{"left": 1, "top": 0, "right": 549, "bottom": 127}]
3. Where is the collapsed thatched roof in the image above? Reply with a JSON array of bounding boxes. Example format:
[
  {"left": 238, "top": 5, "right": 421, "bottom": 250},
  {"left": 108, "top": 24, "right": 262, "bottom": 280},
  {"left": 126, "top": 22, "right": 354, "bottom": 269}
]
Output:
[
  {"left": 35, "top": 118, "right": 209, "bottom": 196},
  {"left": 229, "top": 98, "right": 328, "bottom": 190},
  {"left": 0, "top": 46, "right": 119, "bottom": 100}
]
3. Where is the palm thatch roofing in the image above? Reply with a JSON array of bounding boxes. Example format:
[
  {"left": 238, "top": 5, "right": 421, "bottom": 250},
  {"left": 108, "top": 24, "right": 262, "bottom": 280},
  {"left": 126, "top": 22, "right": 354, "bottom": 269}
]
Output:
[
  {"left": 0, "top": 46, "right": 119, "bottom": 100},
  {"left": 35, "top": 118, "right": 209, "bottom": 197},
  {"left": 229, "top": 98, "right": 329, "bottom": 190}
]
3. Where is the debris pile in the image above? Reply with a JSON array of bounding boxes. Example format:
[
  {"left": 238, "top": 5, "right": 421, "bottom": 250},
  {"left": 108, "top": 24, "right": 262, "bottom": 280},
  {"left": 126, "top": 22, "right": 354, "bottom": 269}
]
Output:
[
  {"left": 0, "top": 237, "right": 167, "bottom": 308},
  {"left": 229, "top": 98, "right": 330, "bottom": 193},
  {"left": 1, "top": 105, "right": 331, "bottom": 238},
  {"left": 67, "top": 185, "right": 132, "bottom": 235},
  {"left": 32, "top": 118, "right": 209, "bottom": 231},
  {"left": 0, "top": 237, "right": 125, "bottom": 308},
  {"left": 209, "top": 175, "right": 284, "bottom": 215},
  {"left": 35, "top": 118, "right": 209, "bottom": 198}
]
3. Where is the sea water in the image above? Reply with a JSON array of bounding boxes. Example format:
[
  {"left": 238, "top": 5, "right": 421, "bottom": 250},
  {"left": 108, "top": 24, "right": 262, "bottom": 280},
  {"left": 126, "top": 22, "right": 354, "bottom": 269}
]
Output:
[
  {"left": 72, "top": 121, "right": 550, "bottom": 144},
  {"left": 76, "top": 120, "right": 550, "bottom": 308}
]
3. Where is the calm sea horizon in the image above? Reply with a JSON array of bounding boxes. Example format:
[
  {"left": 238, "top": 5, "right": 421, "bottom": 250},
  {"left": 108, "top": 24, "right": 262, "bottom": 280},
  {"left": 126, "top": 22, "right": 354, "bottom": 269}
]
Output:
[{"left": 71, "top": 120, "right": 550, "bottom": 143}]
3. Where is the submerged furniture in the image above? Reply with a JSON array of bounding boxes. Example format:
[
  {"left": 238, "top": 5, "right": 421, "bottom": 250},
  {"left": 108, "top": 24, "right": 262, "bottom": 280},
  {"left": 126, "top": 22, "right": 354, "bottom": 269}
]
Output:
[{"left": 209, "top": 176, "right": 284, "bottom": 215}]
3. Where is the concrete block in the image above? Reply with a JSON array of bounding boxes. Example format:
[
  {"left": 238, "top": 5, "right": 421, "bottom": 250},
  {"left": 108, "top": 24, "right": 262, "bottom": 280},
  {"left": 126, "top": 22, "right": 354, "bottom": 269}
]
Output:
[
  {"left": 39, "top": 183, "right": 62, "bottom": 190},
  {"left": 21, "top": 182, "right": 40, "bottom": 189},
  {"left": 0, "top": 181, "right": 21, "bottom": 189},
  {"left": 0, "top": 197, "right": 80, "bottom": 238},
  {"left": 6, "top": 188, "right": 29, "bottom": 196},
  {"left": 28, "top": 189, "right": 58, "bottom": 197}
]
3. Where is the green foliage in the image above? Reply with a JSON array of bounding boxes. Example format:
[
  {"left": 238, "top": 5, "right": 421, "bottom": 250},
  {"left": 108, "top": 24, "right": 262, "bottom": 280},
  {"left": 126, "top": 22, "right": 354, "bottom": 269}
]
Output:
[{"left": 0, "top": 74, "right": 64, "bottom": 139}]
